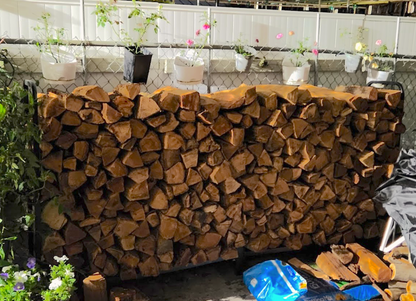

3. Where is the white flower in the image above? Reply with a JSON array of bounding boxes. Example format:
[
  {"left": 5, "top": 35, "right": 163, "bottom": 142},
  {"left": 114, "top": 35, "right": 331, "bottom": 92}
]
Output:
[
  {"left": 14, "top": 271, "right": 28, "bottom": 283},
  {"left": 32, "top": 272, "right": 41, "bottom": 281},
  {"left": 53, "top": 255, "right": 69, "bottom": 263},
  {"left": 355, "top": 42, "right": 363, "bottom": 52},
  {"left": 2, "top": 266, "right": 12, "bottom": 273},
  {"left": 49, "top": 277, "right": 62, "bottom": 290},
  {"left": 64, "top": 269, "right": 74, "bottom": 278}
]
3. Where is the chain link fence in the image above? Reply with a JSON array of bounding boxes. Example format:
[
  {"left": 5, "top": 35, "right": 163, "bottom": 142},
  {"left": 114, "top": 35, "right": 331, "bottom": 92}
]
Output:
[{"left": 1, "top": 38, "right": 416, "bottom": 148}]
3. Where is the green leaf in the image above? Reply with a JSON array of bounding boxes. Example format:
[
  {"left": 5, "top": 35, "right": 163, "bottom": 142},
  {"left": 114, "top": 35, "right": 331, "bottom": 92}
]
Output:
[
  {"left": 0, "top": 246, "right": 5, "bottom": 260},
  {"left": 0, "top": 104, "right": 6, "bottom": 122},
  {"left": 25, "top": 214, "right": 35, "bottom": 226}
]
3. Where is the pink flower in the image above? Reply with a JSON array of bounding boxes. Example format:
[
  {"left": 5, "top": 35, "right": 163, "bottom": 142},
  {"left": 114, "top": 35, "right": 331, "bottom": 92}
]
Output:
[
  {"left": 376, "top": 39, "right": 382, "bottom": 46},
  {"left": 312, "top": 49, "right": 319, "bottom": 56},
  {"left": 195, "top": 29, "right": 201, "bottom": 36},
  {"left": 255, "top": 39, "right": 259, "bottom": 43},
  {"left": 202, "top": 24, "right": 210, "bottom": 30},
  {"left": 276, "top": 33, "right": 283, "bottom": 39},
  {"left": 186, "top": 39, "right": 194, "bottom": 46}
]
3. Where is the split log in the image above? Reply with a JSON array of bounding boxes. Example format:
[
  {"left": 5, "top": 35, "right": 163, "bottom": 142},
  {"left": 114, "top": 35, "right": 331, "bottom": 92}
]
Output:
[
  {"left": 83, "top": 273, "right": 108, "bottom": 301},
  {"left": 390, "top": 259, "right": 416, "bottom": 282},
  {"left": 385, "top": 288, "right": 405, "bottom": 301},
  {"left": 316, "top": 251, "right": 360, "bottom": 281},
  {"left": 73, "top": 86, "right": 110, "bottom": 102},
  {"left": 401, "top": 293, "right": 416, "bottom": 301},
  {"left": 347, "top": 243, "right": 392, "bottom": 282},
  {"left": 288, "top": 257, "right": 330, "bottom": 280}
]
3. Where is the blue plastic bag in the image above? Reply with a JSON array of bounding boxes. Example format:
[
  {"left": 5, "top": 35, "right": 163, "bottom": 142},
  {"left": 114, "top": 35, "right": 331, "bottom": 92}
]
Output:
[
  {"left": 243, "top": 260, "right": 308, "bottom": 301},
  {"left": 343, "top": 285, "right": 380, "bottom": 301}
]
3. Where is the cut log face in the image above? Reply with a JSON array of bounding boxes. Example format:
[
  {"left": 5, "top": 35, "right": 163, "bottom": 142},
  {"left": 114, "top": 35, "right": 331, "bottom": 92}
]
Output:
[
  {"left": 41, "top": 151, "right": 63, "bottom": 173},
  {"left": 39, "top": 83, "right": 403, "bottom": 279},
  {"left": 73, "top": 86, "right": 110, "bottom": 102},
  {"left": 102, "top": 103, "right": 123, "bottom": 124}
]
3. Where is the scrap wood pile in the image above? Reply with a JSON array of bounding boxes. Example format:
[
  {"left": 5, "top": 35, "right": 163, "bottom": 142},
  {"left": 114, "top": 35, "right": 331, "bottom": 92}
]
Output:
[
  {"left": 290, "top": 243, "right": 416, "bottom": 301},
  {"left": 38, "top": 82, "right": 404, "bottom": 279}
]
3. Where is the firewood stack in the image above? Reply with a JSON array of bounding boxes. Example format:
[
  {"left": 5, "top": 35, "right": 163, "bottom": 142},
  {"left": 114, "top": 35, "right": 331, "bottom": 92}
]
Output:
[{"left": 39, "top": 83, "right": 404, "bottom": 279}]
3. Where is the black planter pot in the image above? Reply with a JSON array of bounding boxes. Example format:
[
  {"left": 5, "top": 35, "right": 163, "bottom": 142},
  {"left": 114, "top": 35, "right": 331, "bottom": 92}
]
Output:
[{"left": 123, "top": 47, "right": 153, "bottom": 84}]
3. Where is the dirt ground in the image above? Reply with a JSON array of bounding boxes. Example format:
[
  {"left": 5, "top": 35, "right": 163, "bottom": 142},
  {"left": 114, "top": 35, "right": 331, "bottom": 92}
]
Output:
[
  {"left": 131, "top": 247, "right": 319, "bottom": 301},
  {"left": 136, "top": 260, "right": 256, "bottom": 301},
  {"left": 114, "top": 240, "right": 380, "bottom": 301}
]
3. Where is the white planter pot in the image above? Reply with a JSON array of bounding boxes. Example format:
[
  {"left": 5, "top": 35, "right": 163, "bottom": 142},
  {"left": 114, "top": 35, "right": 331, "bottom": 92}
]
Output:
[
  {"left": 345, "top": 53, "right": 362, "bottom": 73},
  {"left": 174, "top": 56, "right": 204, "bottom": 85},
  {"left": 40, "top": 50, "right": 77, "bottom": 81},
  {"left": 235, "top": 53, "right": 253, "bottom": 72},
  {"left": 366, "top": 69, "right": 392, "bottom": 88},
  {"left": 282, "top": 65, "right": 310, "bottom": 86}
]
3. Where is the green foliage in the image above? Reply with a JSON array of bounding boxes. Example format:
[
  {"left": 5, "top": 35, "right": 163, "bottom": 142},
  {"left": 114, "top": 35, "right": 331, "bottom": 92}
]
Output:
[
  {"left": 180, "top": 12, "right": 217, "bottom": 67},
  {"left": 33, "top": 13, "right": 68, "bottom": 63},
  {"left": 374, "top": 43, "right": 393, "bottom": 58},
  {"left": 290, "top": 39, "right": 311, "bottom": 67},
  {"left": 0, "top": 256, "right": 76, "bottom": 301},
  {"left": 364, "top": 43, "right": 394, "bottom": 72},
  {"left": 0, "top": 83, "right": 49, "bottom": 260},
  {"left": 233, "top": 38, "right": 254, "bottom": 58},
  {"left": 0, "top": 46, "right": 13, "bottom": 88},
  {"left": 340, "top": 26, "right": 368, "bottom": 54},
  {"left": 93, "top": 0, "right": 167, "bottom": 54}
]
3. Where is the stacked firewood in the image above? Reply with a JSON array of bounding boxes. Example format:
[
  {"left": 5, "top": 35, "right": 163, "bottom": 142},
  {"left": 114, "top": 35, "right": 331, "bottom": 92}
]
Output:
[{"left": 39, "top": 83, "right": 404, "bottom": 279}]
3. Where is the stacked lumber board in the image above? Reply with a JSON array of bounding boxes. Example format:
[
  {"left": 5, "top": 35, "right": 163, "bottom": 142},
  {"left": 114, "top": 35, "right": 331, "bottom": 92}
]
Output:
[{"left": 39, "top": 83, "right": 404, "bottom": 279}]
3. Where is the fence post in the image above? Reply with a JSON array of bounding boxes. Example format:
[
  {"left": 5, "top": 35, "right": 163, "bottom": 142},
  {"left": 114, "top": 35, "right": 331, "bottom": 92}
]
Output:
[
  {"left": 207, "top": 7, "right": 212, "bottom": 93},
  {"left": 80, "top": 0, "right": 88, "bottom": 86},
  {"left": 314, "top": 12, "right": 321, "bottom": 86},
  {"left": 393, "top": 17, "right": 401, "bottom": 82}
]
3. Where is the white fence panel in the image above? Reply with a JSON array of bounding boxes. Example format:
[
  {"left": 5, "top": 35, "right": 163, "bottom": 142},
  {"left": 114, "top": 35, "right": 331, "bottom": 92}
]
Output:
[
  {"left": 398, "top": 17, "right": 416, "bottom": 55},
  {"left": 157, "top": 4, "right": 207, "bottom": 43},
  {"left": 211, "top": 8, "right": 317, "bottom": 49},
  {"left": 319, "top": 14, "right": 365, "bottom": 52},
  {"left": 364, "top": 15, "right": 397, "bottom": 53}
]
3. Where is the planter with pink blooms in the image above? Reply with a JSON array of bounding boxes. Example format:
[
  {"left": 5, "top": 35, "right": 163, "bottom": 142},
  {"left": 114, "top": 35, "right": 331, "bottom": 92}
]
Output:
[
  {"left": 364, "top": 40, "right": 394, "bottom": 87},
  {"left": 282, "top": 36, "right": 317, "bottom": 86},
  {"left": 339, "top": 27, "right": 368, "bottom": 73},
  {"left": 174, "top": 13, "right": 216, "bottom": 85}
]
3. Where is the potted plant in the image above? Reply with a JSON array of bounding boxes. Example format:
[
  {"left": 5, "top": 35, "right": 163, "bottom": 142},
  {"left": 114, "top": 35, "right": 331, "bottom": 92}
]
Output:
[
  {"left": 365, "top": 40, "right": 394, "bottom": 86},
  {"left": 0, "top": 256, "right": 76, "bottom": 301},
  {"left": 33, "top": 13, "right": 77, "bottom": 82},
  {"left": 94, "top": 0, "right": 167, "bottom": 84},
  {"left": 340, "top": 26, "right": 368, "bottom": 73},
  {"left": 282, "top": 35, "right": 317, "bottom": 85},
  {"left": 233, "top": 38, "right": 257, "bottom": 72},
  {"left": 174, "top": 12, "right": 216, "bottom": 85}
]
